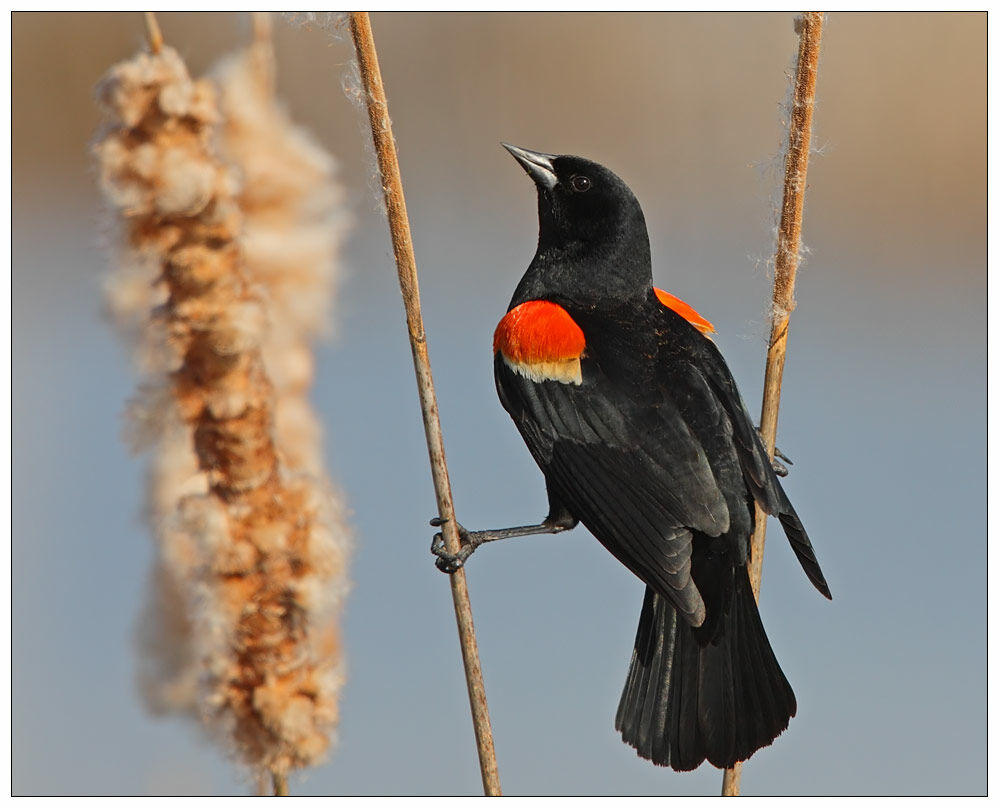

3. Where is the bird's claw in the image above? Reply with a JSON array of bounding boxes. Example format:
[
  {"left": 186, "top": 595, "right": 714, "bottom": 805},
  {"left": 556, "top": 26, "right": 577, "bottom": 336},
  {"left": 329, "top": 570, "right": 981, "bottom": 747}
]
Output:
[
  {"left": 771, "top": 445, "right": 792, "bottom": 477},
  {"left": 434, "top": 551, "right": 467, "bottom": 574},
  {"left": 430, "top": 517, "right": 474, "bottom": 574},
  {"left": 756, "top": 426, "right": 793, "bottom": 477}
]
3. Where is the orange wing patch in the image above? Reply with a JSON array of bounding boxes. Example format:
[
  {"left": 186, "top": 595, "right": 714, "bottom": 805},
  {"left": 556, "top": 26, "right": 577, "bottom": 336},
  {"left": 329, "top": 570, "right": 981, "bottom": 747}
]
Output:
[
  {"left": 494, "top": 300, "right": 585, "bottom": 385},
  {"left": 654, "top": 287, "right": 715, "bottom": 335}
]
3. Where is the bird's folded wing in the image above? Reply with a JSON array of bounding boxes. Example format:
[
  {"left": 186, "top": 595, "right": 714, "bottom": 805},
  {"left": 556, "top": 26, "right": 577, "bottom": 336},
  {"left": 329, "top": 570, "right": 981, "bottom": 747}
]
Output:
[
  {"left": 495, "top": 355, "right": 734, "bottom": 624},
  {"left": 666, "top": 311, "right": 831, "bottom": 598}
]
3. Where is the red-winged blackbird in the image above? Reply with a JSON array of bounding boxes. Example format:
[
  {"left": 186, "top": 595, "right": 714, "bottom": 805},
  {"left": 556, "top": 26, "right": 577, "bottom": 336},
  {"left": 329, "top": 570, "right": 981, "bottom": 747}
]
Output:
[{"left": 432, "top": 144, "right": 831, "bottom": 772}]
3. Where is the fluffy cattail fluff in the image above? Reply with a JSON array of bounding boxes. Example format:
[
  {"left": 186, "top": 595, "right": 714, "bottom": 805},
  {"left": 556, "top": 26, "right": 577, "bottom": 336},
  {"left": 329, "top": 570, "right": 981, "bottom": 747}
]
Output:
[{"left": 95, "top": 34, "right": 351, "bottom": 784}]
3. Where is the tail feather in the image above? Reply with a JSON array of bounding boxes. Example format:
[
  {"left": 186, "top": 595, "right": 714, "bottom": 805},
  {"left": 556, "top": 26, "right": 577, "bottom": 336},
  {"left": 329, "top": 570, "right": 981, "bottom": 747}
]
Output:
[
  {"left": 696, "top": 629, "right": 737, "bottom": 768},
  {"left": 639, "top": 599, "right": 674, "bottom": 761},
  {"left": 670, "top": 622, "right": 702, "bottom": 770},
  {"left": 616, "top": 589, "right": 674, "bottom": 761},
  {"left": 615, "top": 570, "right": 796, "bottom": 771},
  {"left": 733, "top": 575, "right": 784, "bottom": 748}
]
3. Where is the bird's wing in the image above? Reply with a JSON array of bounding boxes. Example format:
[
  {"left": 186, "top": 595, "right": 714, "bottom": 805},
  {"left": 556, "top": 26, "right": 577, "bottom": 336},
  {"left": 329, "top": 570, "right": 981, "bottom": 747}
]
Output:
[
  {"left": 668, "top": 308, "right": 832, "bottom": 598},
  {"left": 676, "top": 323, "right": 783, "bottom": 515}
]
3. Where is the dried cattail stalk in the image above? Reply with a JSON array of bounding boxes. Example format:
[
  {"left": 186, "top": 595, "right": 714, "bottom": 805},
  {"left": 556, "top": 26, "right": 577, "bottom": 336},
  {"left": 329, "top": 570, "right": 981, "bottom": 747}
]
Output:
[
  {"left": 349, "top": 12, "right": 503, "bottom": 796},
  {"left": 721, "top": 11, "right": 824, "bottom": 797},
  {"left": 95, "top": 35, "right": 351, "bottom": 785}
]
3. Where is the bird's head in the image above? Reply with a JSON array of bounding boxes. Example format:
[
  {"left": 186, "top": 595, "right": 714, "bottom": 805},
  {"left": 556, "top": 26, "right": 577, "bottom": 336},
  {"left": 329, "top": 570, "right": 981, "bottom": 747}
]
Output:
[
  {"left": 503, "top": 144, "right": 648, "bottom": 253},
  {"left": 503, "top": 144, "right": 652, "bottom": 304}
]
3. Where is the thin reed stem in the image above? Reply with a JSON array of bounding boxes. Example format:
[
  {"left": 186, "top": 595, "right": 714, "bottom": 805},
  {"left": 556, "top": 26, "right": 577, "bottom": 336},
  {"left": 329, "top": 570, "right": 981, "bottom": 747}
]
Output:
[
  {"left": 721, "top": 11, "right": 824, "bottom": 797},
  {"left": 249, "top": 12, "right": 276, "bottom": 95},
  {"left": 272, "top": 771, "right": 288, "bottom": 796},
  {"left": 348, "top": 12, "right": 502, "bottom": 797},
  {"left": 143, "top": 11, "right": 163, "bottom": 54},
  {"left": 251, "top": 9, "right": 273, "bottom": 46}
]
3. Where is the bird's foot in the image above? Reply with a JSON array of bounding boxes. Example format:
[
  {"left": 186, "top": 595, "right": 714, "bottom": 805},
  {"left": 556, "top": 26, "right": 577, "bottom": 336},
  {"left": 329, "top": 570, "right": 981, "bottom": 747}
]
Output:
[
  {"left": 772, "top": 445, "right": 793, "bottom": 477},
  {"left": 430, "top": 517, "right": 477, "bottom": 573},
  {"left": 757, "top": 426, "right": 794, "bottom": 477}
]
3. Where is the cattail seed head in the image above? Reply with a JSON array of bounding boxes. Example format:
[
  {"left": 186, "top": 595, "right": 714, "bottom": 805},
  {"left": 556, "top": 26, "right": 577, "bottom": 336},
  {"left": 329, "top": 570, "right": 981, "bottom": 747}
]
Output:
[{"left": 97, "top": 32, "right": 352, "bottom": 785}]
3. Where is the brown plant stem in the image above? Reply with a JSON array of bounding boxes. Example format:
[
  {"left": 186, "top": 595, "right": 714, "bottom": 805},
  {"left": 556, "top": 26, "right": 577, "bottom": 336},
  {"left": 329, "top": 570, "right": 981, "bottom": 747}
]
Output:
[
  {"left": 144, "top": 11, "right": 163, "bottom": 54},
  {"left": 348, "top": 11, "right": 502, "bottom": 797},
  {"left": 721, "top": 11, "right": 824, "bottom": 797}
]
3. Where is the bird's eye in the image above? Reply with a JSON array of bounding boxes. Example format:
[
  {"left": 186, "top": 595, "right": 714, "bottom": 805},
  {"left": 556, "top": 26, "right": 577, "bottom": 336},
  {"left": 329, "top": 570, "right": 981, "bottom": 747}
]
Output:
[{"left": 569, "top": 175, "right": 592, "bottom": 193}]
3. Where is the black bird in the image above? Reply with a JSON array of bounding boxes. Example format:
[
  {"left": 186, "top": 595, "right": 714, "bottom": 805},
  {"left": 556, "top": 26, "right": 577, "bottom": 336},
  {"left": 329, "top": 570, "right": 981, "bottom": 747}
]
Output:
[{"left": 432, "top": 144, "right": 831, "bottom": 771}]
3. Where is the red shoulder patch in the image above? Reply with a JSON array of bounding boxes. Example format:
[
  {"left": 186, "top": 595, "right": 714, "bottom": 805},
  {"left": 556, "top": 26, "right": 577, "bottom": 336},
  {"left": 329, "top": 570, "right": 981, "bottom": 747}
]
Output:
[
  {"left": 654, "top": 287, "right": 715, "bottom": 335},
  {"left": 494, "top": 301, "right": 585, "bottom": 385},
  {"left": 494, "top": 300, "right": 585, "bottom": 363}
]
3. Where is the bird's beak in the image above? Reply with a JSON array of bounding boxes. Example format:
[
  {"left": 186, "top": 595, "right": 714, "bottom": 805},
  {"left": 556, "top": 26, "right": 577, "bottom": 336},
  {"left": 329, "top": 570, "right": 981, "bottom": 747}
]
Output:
[{"left": 502, "top": 143, "right": 558, "bottom": 191}]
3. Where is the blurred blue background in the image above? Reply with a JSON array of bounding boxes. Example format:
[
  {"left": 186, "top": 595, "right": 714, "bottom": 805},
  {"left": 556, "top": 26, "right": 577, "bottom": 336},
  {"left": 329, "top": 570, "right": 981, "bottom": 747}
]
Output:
[{"left": 13, "top": 11, "right": 985, "bottom": 796}]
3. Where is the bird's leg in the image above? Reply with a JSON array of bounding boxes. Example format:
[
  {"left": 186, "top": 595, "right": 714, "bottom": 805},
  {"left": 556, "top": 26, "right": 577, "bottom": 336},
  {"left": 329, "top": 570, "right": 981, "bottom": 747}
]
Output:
[{"left": 430, "top": 511, "right": 578, "bottom": 573}]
